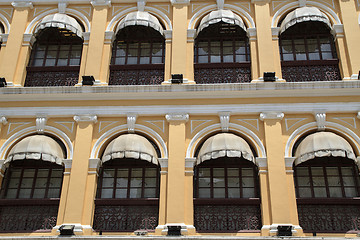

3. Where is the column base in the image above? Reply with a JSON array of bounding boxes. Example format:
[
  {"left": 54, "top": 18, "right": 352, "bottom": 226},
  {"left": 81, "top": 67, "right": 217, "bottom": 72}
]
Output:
[
  {"left": 156, "top": 223, "right": 196, "bottom": 235},
  {"left": 53, "top": 224, "right": 94, "bottom": 235},
  {"left": 261, "top": 224, "right": 302, "bottom": 236}
]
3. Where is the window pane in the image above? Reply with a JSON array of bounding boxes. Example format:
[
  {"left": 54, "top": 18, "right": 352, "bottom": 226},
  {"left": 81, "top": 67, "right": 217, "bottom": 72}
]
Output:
[
  {"left": 281, "top": 45, "right": 293, "bottom": 54},
  {"left": 131, "top": 168, "right": 143, "bottom": 177},
  {"left": 37, "top": 169, "right": 49, "bottom": 177},
  {"left": 103, "top": 169, "right": 115, "bottom": 178},
  {"left": 297, "top": 176, "right": 310, "bottom": 186},
  {"left": 228, "top": 188, "right": 240, "bottom": 198},
  {"left": 227, "top": 177, "right": 239, "bottom": 187},
  {"left": 47, "top": 188, "right": 60, "bottom": 198},
  {"left": 127, "top": 57, "right": 137, "bottom": 64},
  {"left": 213, "top": 177, "right": 225, "bottom": 187},
  {"left": 242, "top": 169, "right": 254, "bottom": 176},
  {"left": 320, "top": 39, "right": 331, "bottom": 51},
  {"left": 33, "top": 189, "right": 46, "bottom": 198},
  {"left": 115, "top": 189, "right": 127, "bottom": 198},
  {"left": 102, "top": 178, "right": 114, "bottom": 187},
  {"left": 243, "top": 188, "right": 255, "bottom": 198},
  {"left": 34, "top": 51, "right": 45, "bottom": 58},
  {"left": 18, "top": 189, "right": 32, "bottom": 198},
  {"left": 198, "top": 177, "right": 210, "bottom": 187},
  {"left": 341, "top": 167, "right": 353, "bottom": 175},
  {"left": 329, "top": 187, "right": 342, "bottom": 198},
  {"left": 8, "top": 178, "right": 20, "bottom": 188},
  {"left": 198, "top": 56, "right": 208, "bottom": 63},
  {"left": 21, "top": 178, "right": 34, "bottom": 188},
  {"left": 314, "top": 187, "right": 327, "bottom": 197},
  {"left": 312, "top": 176, "right": 325, "bottom": 186},
  {"left": 115, "top": 57, "right": 126, "bottom": 65},
  {"left": 213, "top": 168, "right": 224, "bottom": 177},
  {"left": 345, "top": 187, "right": 357, "bottom": 197},
  {"left": 321, "top": 52, "right": 333, "bottom": 59},
  {"left": 23, "top": 169, "right": 35, "bottom": 177},
  {"left": 130, "top": 177, "right": 142, "bottom": 187},
  {"left": 198, "top": 188, "right": 210, "bottom": 198},
  {"left": 198, "top": 168, "right": 210, "bottom": 177},
  {"left": 144, "top": 188, "right": 156, "bottom": 198},
  {"left": 326, "top": 167, "right": 339, "bottom": 175},
  {"left": 295, "top": 53, "right": 306, "bottom": 60},
  {"left": 311, "top": 167, "right": 323, "bottom": 175},
  {"left": 308, "top": 52, "right": 320, "bottom": 60},
  {"left": 69, "top": 58, "right": 80, "bottom": 65},
  {"left": 342, "top": 177, "right": 355, "bottom": 186},
  {"left": 35, "top": 178, "right": 47, "bottom": 188},
  {"left": 242, "top": 177, "right": 254, "bottom": 187},
  {"left": 139, "top": 57, "right": 150, "bottom": 64},
  {"left": 57, "top": 58, "right": 68, "bottom": 66},
  {"left": 327, "top": 175, "right": 341, "bottom": 186},
  {"left": 144, "top": 178, "right": 156, "bottom": 187},
  {"left": 213, "top": 188, "right": 225, "bottom": 198},
  {"left": 298, "top": 188, "right": 312, "bottom": 198},
  {"left": 116, "top": 177, "right": 128, "bottom": 187},
  {"left": 282, "top": 53, "right": 294, "bottom": 61},
  {"left": 152, "top": 57, "right": 163, "bottom": 64},
  {"left": 296, "top": 167, "right": 308, "bottom": 176},
  {"left": 33, "top": 59, "right": 44, "bottom": 66},
  {"left": 5, "top": 189, "right": 17, "bottom": 199},
  {"left": 210, "top": 55, "right": 221, "bottom": 63},
  {"left": 129, "top": 188, "right": 142, "bottom": 198},
  {"left": 46, "top": 51, "right": 57, "bottom": 59},
  {"left": 223, "top": 54, "right": 233, "bottom": 63},
  {"left": 101, "top": 189, "right": 113, "bottom": 198},
  {"left": 45, "top": 59, "right": 56, "bottom": 66},
  {"left": 306, "top": 39, "right": 319, "bottom": 53}
]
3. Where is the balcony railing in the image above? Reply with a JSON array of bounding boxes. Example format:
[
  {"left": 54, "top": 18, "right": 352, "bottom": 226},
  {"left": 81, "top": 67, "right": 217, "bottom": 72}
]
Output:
[
  {"left": 194, "top": 63, "right": 251, "bottom": 84},
  {"left": 0, "top": 200, "right": 59, "bottom": 232},
  {"left": 297, "top": 200, "right": 360, "bottom": 233},
  {"left": 109, "top": 65, "right": 164, "bottom": 85},
  {"left": 25, "top": 66, "right": 79, "bottom": 87},
  {"left": 93, "top": 200, "right": 159, "bottom": 232},
  {"left": 194, "top": 199, "right": 261, "bottom": 232},
  {"left": 281, "top": 60, "right": 341, "bottom": 82}
]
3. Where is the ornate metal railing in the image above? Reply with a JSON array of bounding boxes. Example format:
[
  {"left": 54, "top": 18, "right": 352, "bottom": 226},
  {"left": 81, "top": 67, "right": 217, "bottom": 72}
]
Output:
[
  {"left": 25, "top": 66, "right": 79, "bottom": 87},
  {"left": 281, "top": 60, "right": 341, "bottom": 82},
  {"left": 93, "top": 203, "right": 159, "bottom": 232},
  {"left": 194, "top": 63, "right": 251, "bottom": 84},
  {"left": 109, "top": 65, "right": 164, "bottom": 85},
  {"left": 298, "top": 203, "right": 360, "bottom": 233},
  {"left": 194, "top": 203, "right": 261, "bottom": 232},
  {"left": 0, "top": 204, "right": 58, "bottom": 232}
]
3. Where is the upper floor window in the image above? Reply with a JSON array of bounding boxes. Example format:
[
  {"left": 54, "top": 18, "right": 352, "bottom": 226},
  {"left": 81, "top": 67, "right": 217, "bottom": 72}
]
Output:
[
  {"left": 194, "top": 10, "right": 251, "bottom": 84},
  {"left": 25, "top": 13, "right": 84, "bottom": 87},
  {"left": 279, "top": 7, "right": 341, "bottom": 82},
  {"left": 109, "top": 11, "right": 165, "bottom": 86}
]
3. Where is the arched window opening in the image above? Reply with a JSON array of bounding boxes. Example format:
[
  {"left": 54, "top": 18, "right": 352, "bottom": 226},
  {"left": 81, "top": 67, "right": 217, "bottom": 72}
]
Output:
[
  {"left": 193, "top": 133, "right": 261, "bottom": 232},
  {"left": 93, "top": 134, "right": 160, "bottom": 232},
  {"left": 109, "top": 18, "right": 165, "bottom": 85},
  {"left": 279, "top": 8, "right": 341, "bottom": 82},
  {"left": 0, "top": 135, "right": 65, "bottom": 233},
  {"left": 293, "top": 132, "right": 360, "bottom": 233},
  {"left": 0, "top": 22, "right": 4, "bottom": 49},
  {"left": 194, "top": 11, "right": 251, "bottom": 84},
  {"left": 25, "top": 15, "right": 84, "bottom": 87}
]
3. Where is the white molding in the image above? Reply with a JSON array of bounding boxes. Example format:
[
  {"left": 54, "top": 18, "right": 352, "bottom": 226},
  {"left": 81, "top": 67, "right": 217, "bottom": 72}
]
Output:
[
  {"left": 219, "top": 111, "right": 230, "bottom": 132},
  {"left": 260, "top": 112, "right": 284, "bottom": 121},
  {"left": 36, "top": 116, "right": 47, "bottom": 134},
  {"left": 158, "top": 158, "right": 168, "bottom": 168},
  {"left": 0, "top": 117, "right": 7, "bottom": 125},
  {"left": 185, "top": 157, "right": 196, "bottom": 168},
  {"left": 0, "top": 34, "right": 9, "bottom": 44},
  {"left": 247, "top": 27, "right": 256, "bottom": 41},
  {"left": 314, "top": 112, "right": 326, "bottom": 130},
  {"left": 73, "top": 115, "right": 97, "bottom": 123},
  {"left": 58, "top": 2, "right": 67, "bottom": 13},
  {"left": 63, "top": 159, "right": 72, "bottom": 169},
  {"left": 170, "top": 0, "right": 190, "bottom": 5},
  {"left": 91, "top": 0, "right": 111, "bottom": 7},
  {"left": 285, "top": 157, "right": 295, "bottom": 168},
  {"left": 83, "top": 32, "right": 90, "bottom": 41},
  {"left": 11, "top": 1, "right": 33, "bottom": 9},
  {"left": 165, "top": 113, "right": 189, "bottom": 122},
  {"left": 127, "top": 113, "right": 137, "bottom": 133},
  {"left": 89, "top": 158, "right": 101, "bottom": 170},
  {"left": 187, "top": 29, "right": 196, "bottom": 39},
  {"left": 255, "top": 157, "right": 267, "bottom": 168}
]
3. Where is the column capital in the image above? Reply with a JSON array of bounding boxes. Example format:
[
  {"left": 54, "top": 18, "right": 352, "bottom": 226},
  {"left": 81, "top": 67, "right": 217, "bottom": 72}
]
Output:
[
  {"left": 247, "top": 27, "right": 256, "bottom": 41},
  {"left": 0, "top": 116, "right": 7, "bottom": 125},
  {"left": 271, "top": 27, "right": 280, "bottom": 40},
  {"left": 73, "top": 115, "right": 98, "bottom": 124},
  {"left": 11, "top": 1, "right": 33, "bottom": 9},
  {"left": 332, "top": 24, "right": 344, "bottom": 38},
  {"left": 260, "top": 112, "right": 284, "bottom": 121},
  {"left": 170, "top": 0, "right": 190, "bottom": 5},
  {"left": 91, "top": 0, "right": 111, "bottom": 8},
  {"left": 166, "top": 113, "right": 189, "bottom": 123}
]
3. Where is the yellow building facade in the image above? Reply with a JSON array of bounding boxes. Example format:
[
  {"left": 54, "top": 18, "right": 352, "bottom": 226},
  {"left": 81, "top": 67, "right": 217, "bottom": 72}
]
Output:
[{"left": 0, "top": 0, "right": 359, "bottom": 238}]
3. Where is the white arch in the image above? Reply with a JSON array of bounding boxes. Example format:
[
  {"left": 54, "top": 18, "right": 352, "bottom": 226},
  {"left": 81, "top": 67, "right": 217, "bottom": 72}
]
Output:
[
  {"left": 188, "top": 4, "right": 255, "bottom": 30},
  {"left": 186, "top": 123, "right": 266, "bottom": 160},
  {"left": 271, "top": 1, "right": 341, "bottom": 28},
  {"left": 25, "top": 8, "right": 90, "bottom": 34},
  {"left": 107, "top": 7, "right": 172, "bottom": 32},
  {"left": 0, "top": 13, "right": 10, "bottom": 33},
  {"left": 285, "top": 122, "right": 360, "bottom": 160},
  {"left": 90, "top": 124, "right": 168, "bottom": 160},
  {"left": 0, "top": 126, "right": 74, "bottom": 161}
]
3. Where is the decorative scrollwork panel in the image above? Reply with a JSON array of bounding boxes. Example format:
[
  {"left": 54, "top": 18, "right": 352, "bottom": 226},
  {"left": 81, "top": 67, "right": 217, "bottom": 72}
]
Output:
[
  {"left": 109, "top": 69, "right": 164, "bottom": 85},
  {"left": 0, "top": 205, "right": 58, "bottom": 232},
  {"left": 93, "top": 205, "right": 159, "bottom": 232},
  {"left": 25, "top": 70, "right": 79, "bottom": 87},
  {"left": 298, "top": 204, "right": 360, "bottom": 232},
  {"left": 194, "top": 205, "right": 261, "bottom": 232},
  {"left": 281, "top": 64, "right": 341, "bottom": 82},
  {"left": 194, "top": 66, "right": 251, "bottom": 84}
]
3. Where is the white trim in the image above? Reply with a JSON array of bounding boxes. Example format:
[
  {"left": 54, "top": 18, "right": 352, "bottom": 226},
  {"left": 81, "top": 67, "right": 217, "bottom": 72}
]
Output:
[
  {"left": 107, "top": 7, "right": 172, "bottom": 32},
  {"left": 271, "top": 1, "right": 341, "bottom": 28},
  {"left": 255, "top": 157, "right": 267, "bottom": 168},
  {"left": 285, "top": 122, "right": 360, "bottom": 157},
  {"left": 0, "top": 126, "right": 73, "bottom": 160},
  {"left": 25, "top": 8, "right": 90, "bottom": 34},
  {"left": 0, "top": 12, "right": 11, "bottom": 34},
  {"left": 186, "top": 123, "right": 266, "bottom": 160},
  {"left": 90, "top": 124, "right": 168, "bottom": 159}
]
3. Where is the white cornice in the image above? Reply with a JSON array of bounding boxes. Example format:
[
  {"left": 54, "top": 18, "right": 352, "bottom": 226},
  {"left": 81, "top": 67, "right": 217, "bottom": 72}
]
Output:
[
  {"left": 1, "top": 82, "right": 360, "bottom": 102},
  {"left": 1, "top": 102, "right": 360, "bottom": 118}
]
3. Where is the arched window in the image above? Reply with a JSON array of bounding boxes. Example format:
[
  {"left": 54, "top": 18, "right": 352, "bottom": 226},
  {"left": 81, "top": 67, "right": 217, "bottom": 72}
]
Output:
[
  {"left": 0, "top": 22, "right": 4, "bottom": 49},
  {"left": 0, "top": 135, "right": 65, "bottom": 232},
  {"left": 193, "top": 133, "right": 261, "bottom": 232},
  {"left": 194, "top": 10, "right": 251, "bottom": 84},
  {"left": 279, "top": 7, "right": 341, "bottom": 82},
  {"left": 293, "top": 132, "right": 360, "bottom": 233},
  {"left": 109, "top": 12, "right": 165, "bottom": 85},
  {"left": 25, "top": 14, "right": 84, "bottom": 87},
  {"left": 93, "top": 134, "right": 160, "bottom": 232}
]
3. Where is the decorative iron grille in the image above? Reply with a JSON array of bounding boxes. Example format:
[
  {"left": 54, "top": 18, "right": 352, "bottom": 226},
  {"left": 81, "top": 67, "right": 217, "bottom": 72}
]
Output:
[
  {"left": 298, "top": 204, "right": 360, "bottom": 232},
  {"left": 194, "top": 205, "right": 261, "bottom": 232},
  {"left": 194, "top": 64, "right": 251, "bottom": 84},
  {"left": 281, "top": 61, "right": 341, "bottom": 82},
  {"left": 109, "top": 67, "right": 164, "bottom": 85},
  {"left": 0, "top": 205, "right": 58, "bottom": 232},
  {"left": 93, "top": 205, "right": 159, "bottom": 231},
  {"left": 25, "top": 67, "right": 79, "bottom": 87}
]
